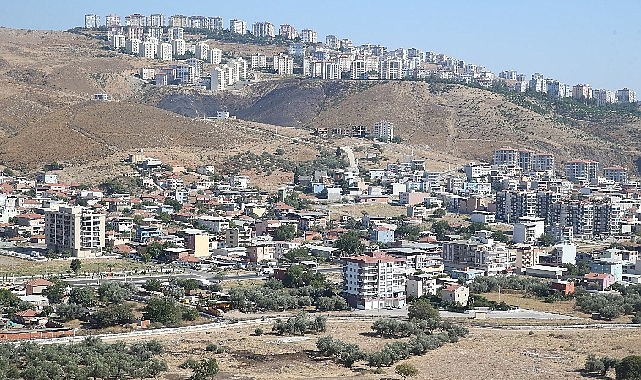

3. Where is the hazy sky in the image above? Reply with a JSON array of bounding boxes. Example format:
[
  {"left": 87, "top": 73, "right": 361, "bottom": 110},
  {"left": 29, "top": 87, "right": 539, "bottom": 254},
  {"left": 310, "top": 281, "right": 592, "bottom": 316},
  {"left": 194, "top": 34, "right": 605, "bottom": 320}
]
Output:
[{"left": 1, "top": 0, "right": 639, "bottom": 92}]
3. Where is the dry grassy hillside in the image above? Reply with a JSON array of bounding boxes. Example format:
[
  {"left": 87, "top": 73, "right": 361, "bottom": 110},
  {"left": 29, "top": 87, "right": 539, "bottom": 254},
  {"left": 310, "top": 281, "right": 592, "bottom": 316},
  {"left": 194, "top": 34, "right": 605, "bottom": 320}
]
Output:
[{"left": 307, "top": 81, "right": 630, "bottom": 166}]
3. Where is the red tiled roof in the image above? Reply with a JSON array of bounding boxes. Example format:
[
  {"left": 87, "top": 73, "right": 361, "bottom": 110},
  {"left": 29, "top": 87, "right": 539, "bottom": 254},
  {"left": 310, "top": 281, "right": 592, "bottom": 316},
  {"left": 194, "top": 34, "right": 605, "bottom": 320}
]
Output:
[{"left": 26, "top": 279, "right": 54, "bottom": 287}]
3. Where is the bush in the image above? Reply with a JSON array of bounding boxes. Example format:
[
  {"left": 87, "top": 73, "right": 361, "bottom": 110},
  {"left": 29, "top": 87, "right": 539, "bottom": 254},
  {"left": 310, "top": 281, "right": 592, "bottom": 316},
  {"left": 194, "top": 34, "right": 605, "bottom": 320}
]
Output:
[
  {"left": 272, "top": 313, "right": 326, "bottom": 336},
  {"left": 205, "top": 343, "right": 224, "bottom": 354},
  {"left": 254, "top": 327, "right": 264, "bottom": 336},
  {"left": 616, "top": 355, "right": 641, "bottom": 379}
]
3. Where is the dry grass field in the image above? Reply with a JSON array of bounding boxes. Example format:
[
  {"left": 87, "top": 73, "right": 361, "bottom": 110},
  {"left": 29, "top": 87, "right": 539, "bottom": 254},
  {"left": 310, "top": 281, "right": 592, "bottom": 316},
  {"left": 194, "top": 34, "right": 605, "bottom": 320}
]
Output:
[{"left": 117, "top": 318, "right": 641, "bottom": 380}]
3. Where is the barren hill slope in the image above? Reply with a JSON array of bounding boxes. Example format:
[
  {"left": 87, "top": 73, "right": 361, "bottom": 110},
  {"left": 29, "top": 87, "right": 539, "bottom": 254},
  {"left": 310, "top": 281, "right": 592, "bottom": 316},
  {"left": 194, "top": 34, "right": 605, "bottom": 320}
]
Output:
[{"left": 156, "top": 79, "right": 638, "bottom": 169}]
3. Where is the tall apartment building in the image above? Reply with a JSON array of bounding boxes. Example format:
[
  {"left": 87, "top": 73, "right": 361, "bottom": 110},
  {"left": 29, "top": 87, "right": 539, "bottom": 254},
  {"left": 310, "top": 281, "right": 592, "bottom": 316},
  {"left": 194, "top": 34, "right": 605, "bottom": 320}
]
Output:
[
  {"left": 158, "top": 43, "right": 173, "bottom": 61},
  {"left": 105, "top": 14, "right": 121, "bottom": 28},
  {"left": 209, "top": 48, "right": 222, "bottom": 64},
  {"left": 342, "top": 251, "right": 407, "bottom": 310},
  {"left": 592, "top": 89, "right": 616, "bottom": 105},
  {"left": 195, "top": 42, "right": 209, "bottom": 61},
  {"left": 209, "top": 16, "right": 224, "bottom": 31},
  {"left": 572, "top": 84, "right": 592, "bottom": 100},
  {"left": 301, "top": 29, "right": 318, "bottom": 43},
  {"left": 84, "top": 14, "right": 100, "bottom": 29},
  {"left": 211, "top": 67, "right": 226, "bottom": 91},
  {"left": 442, "top": 236, "right": 513, "bottom": 275},
  {"left": 603, "top": 166, "right": 628, "bottom": 183},
  {"left": 495, "top": 190, "right": 538, "bottom": 223},
  {"left": 139, "top": 39, "right": 158, "bottom": 60},
  {"left": 169, "top": 15, "right": 188, "bottom": 28},
  {"left": 273, "top": 54, "right": 294, "bottom": 75},
  {"left": 616, "top": 88, "right": 637, "bottom": 103},
  {"left": 371, "top": 121, "right": 394, "bottom": 142},
  {"left": 224, "top": 226, "right": 253, "bottom": 247},
  {"left": 229, "top": 19, "right": 247, "bottom": 35},
  {"left": 171, "top": 39, "right": 186, "bottom": 57},
  {"left": 379, "top": 59, "right": 402, "bottom": 79},
  {"left": 251, "top": 53, "right": 267, "bottom": 69},
  {"left": 565, "top": 160, "right": 599, "bottom": 181},
  {"left": 168, "top": 27, "right": 184, "bottom": 41},
  {"left": 125, "top": 14, "right": 146, "bottom": 27},
  {"left": 252, "top": 22, "right": 275, "bottom": 38},
  {"left": 188, "top": 16, "right": 208, "bottom": 29},
  {"left": 45, "top": 206, "right": 105, "bottom": 258},
  {"left": 147, "top": 14, "right": 165, "bottom": 27},
  {"left": 279, "top": 24, "right": 298, "bottom": 39},
  {"left": 325, "top": 35, "right": 340, "bottom": 49},
  {"left": 111, "top": 34, "right": 126, "bottom": 50}
]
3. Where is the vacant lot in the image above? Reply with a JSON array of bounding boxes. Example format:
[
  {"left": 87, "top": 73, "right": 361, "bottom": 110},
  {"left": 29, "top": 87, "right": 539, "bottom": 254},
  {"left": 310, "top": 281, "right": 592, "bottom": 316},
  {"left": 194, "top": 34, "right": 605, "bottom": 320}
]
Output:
[{"left": 117, "top": 317, "right": 641, "bottom": 380}]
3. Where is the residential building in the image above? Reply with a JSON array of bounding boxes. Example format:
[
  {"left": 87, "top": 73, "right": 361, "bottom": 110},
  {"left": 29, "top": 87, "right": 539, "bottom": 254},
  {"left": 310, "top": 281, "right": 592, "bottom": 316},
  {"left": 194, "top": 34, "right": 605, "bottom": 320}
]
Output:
[
  {"left": 273, "top": 54, "right": 294, "bottom": 75},
  {"left": 184, "top": 231, "right": 210, "bottom": 258},
  {"left": 247, "top": 245, "right": 275, "bottom": 263},
  {"left": 442, "top": 236, "right": 513, "bottom": 275},
  {"left": 147, "top": 13, "right": 165, "bottom": 27},
  {"left": 209, "top": 16, "right": 224, "bottom": 31},
  {"left": 565, "top": 160, "right": 599, "bottom": 181},
  {"left": 584, "top": 272, "right": 616, "bottom": 290},
  {"left": 84, "top": 14, "right": 100, "bottom": 29},
  {"left": 138, "top": 40, "right": 157, "bottom": 59},
  {"left": 105, "top": 14, "right": 121, "bottom": 28},
  {"left": 592, "top": 89, "right": 616, "bottom": 105},
  {"left": 301, "top": 29, "right": 318, "bottom": 43},
  {"left": 125, "top": 38, "right": 141, "bottom": 55},
  {"left": 603, "top": 166, "right": 628, "bottom": 183},
  {"left": 195, "top": 42, "right": 209, "bottom": 61},
  {"left": 279, "top": 24, "right": 298, "bottom": 39},
  {"left": 209, "top": 48, "right": 222, "bottom": 64},
  {"left": 45, "top": 206, "right": 105, "bottom": 258},
  {"left": 371, "top": 120, "right": 394, "bottom": 142},
  {"left": 251, "top": 53, "right": 267, "bottom": 69},
  {"left": 169, "top": 15, "right": 188, "bottom": 28},
  {"left": 572, "top": 84, "right": 592, "bottom": 100},
  {"left": 169, "top": 27, "right": 184, "bottom": 41},
  {"left": 112, "top": 34, "right": 126, "bottom": 50},
  {"left": 325, "top": 35, "right": 340, "bottom": 49},
  {"left": 440, "top": 284, "right": 469, "bottom": 306},
  {"left": 342, "top": 251, "right": 407, "bottom": 310},
  {"left": 616, "top": 88, "right": 636, "bottom": 103},
  {"left": 158, "top": 43, "right": 172, "bottom": 61},
  {"left": 171, "top": 39, "right": 186, "bottom": 57},
  {"left": 513, "top": 216, "right": 545, "bottom": 244},
  {"left": 406, "top": 275, "right": 437, "bottom": 298},
  {"left": 252, "top": 22, "right": 275, "bottom": 38},
  {"left": 125, "top": 13, "right": 146, "bottom": 27},
  {"left": 380, "top": 59, "right": 402, "bottom": 79},
  {"left": 229, "top": 19, "right": 247, "bottom": 35},
  {"left": 224, "top": 226, "right": 253, "bottom": 247},
  {"left": 590, "top": 259, "right": 623, "bottom": 282}
]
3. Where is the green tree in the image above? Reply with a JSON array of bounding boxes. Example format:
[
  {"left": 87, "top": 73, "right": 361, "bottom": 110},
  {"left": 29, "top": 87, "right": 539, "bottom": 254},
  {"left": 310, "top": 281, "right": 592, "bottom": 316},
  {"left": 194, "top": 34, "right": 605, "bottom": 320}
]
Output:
[
  {"left": 43, "top": 281, "right": 67, "bottom": 304},
  {"left": 431, "top": 220, "right": 450, "bottom": 241},
  {"left": 396, "top": 363, "right": 419, "bottom": 379},
  {"left": 164, "top": 198, "right": 182, "bottom": 212},
  {"left": 432, "top": 208, "right": 446, "bottom": 218},
  {"left": 70, "top": 258, "right": 82, "bottom": 274},
  {"left": 69, "top": 287, "right": 96, "bottom": 307},
  {"left": 180, "top": 358, "right": 219, "bottom": 380},
  {"left": 538, "top": 233, "right": 555, "bottom": 247},
  {"left": 143, "top": 278, "right": 163, "bottom": 292},
  {"left": 334, "top": 231, "right": 365, "bottom": 256},
  {"left": 273, "top": 224, "right": 296, "bottom": 241},
  {"left": 98, "top": 282, "right": 134, "bottom": 304},
  {"left": 90, "top": 303, "right": 135, "bottom": 328},
  {"left": 616, "top": 355, "right": 641, "bottom": 380},
  {"left": 143, "top": 297, "right": 189, "bottom": 325},
  {"left": 408, "top": 299, "right": 440, "bottom": 322}
]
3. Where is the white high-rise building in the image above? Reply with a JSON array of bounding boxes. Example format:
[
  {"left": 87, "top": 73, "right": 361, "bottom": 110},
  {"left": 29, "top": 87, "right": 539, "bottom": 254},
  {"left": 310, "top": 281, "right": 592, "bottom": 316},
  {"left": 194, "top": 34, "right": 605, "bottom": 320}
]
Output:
[
  {"left": 273, "top": 54, "right": 294, "bottom": 75},
  {"left": 211, "top": 67, "right": 226, "bottom": 91},
  {"left": 252, "top": 22, "right": 275, "bottom": 38},
  {"left": 112, "top": 34, "right": 126, "bottom": 50},
  {"left": 229, "top": 19, "right": 247, "bottom": 34},
  {"left": 372, "top": 121, "right": 395, "bottom": 142},
  {"left": 209, "top": 16, "right": 224, "bottom": 31},
  {"left": 616, "top": 88, "right": 637, "bottom": 103},
  {"left": 279, "top": 24, "right": 297, "bottom": 39},
  {"left": 251, "top": 53, "right": 267, "bottom": 69},
  {"left": 147, "top": 13, "right": 165, "bottom": 27},
  {"left": 158, "top": 43, "right": 173, "bottom": 61},
  {"left": 45, "top": 206, "right": 105, "bottom": 258},
  {"left": 342, "top": 252, "right": 407, "bottom": 310},
  {"left": 85, "top": 14, "right": 100, "bottom": 29},
  {"left": 301, "top": 29, "right": 318, "bottom": 43},
  {"left": 126, "top": 38, "right": 141, "bottom": 55},
  {"left": 168, "top": 27, "right": 184, "bottom": 41},
  {"left": 592, "top": 89, "right": 616, "bottom": 106},
  {"left": 195, "top": 42, "right": 209, "bottom": 61},
  {"left": 325, "top": 35, "right": 340, "bottom": 49},
  {"left": 171, "top": 39, "right": 186, "bottom": 57},
  {"left": 139, "top": 40, "right": 157, "bottom": 59},
  {"left": 105, "top": 14, "right": 121, "bottom": 28},
  {"left": 125, "top": 13, "right": 146, "bottom": 27},
  {"left": 209, "top": 48, "right": 222, "bottom": 64}
]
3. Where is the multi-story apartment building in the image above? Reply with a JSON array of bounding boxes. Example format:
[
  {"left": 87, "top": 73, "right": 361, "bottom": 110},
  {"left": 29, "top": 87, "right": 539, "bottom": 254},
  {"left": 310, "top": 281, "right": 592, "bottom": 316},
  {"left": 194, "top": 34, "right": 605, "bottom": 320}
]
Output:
[
  {"left": 547, "top": 80, "right": 572, "bottom": 99},
  {"left": 139, "top": 39, "right": 158, "bottom": 60},
  {"left": 125, "top": 14, "right": 146, "bottom": 27},
  {"left": 45, "top": 206, "right": 105, "bottom": 258},
  {"left": 147, "top": 14, "right": 165, "bottom": 27},
  {"left": 572, "top": 84, "right": 592, "bottom": 100},
  {"left": 195, "top": 42, "right": 209, "bottom": 61},
  {"left": 209, "top": 16, "right": 224, "bottom": 31},
  {"left": 126, "top": 26, "right": 144, "bottom": 41},
  {"left": 442, "top": 236, "right": 513, "bottom": 275},
  {"left": 224, "top": 226, "right": 253, "bottom": 247},
  {"left": 251, "top": 53, "right": 267, "bottom": 69},
  {"left": 169, "top": 27, "right": 184, "bottom": 41},
  {"left": 300, "top": 29, "right": 318, "bottom": 43},
  {"left": 495, "top": 190, "right": 538, "bottom": 223},
  {"left": 209, "top": 48, "right": 222, "bottom": 64},
  {"left": 158, "top": 43, "right": 173, "bottom": 61},
  {"left": 111, "top": 34, "right": 126, "bottom": 50},
  {"left": 125, "top": 38, "right": 141, "bottom": 55},
  {"left": 84, "top": 14, "right": 100, "bottom": 29},
  {"left": 325, "top": 35, "right": 340, "bottom": 49},
  {"left": 565, "top": 160, "right": 599, "bottom": 181},
  {"left": 229, "top": 19, "right": 247, "bottom": 35},
  {"left": 616, "top": 88, "right": 636, "bottom": 103},
  {"left": 188, "top": 16, "right": 208, "bottom": 29},
  {"left": 379, "top": 59, "right": 402, "bottom": 79},
  {"left": 273, "top": 54, "right": 294, "bottom": 75},
  {"left": 171, "top": 39, "right": 186, "bottom": 57},
  {"left": 169, "top": 15, "right": 188, "bottom": 28},
  {"left": 279, "top": 24, "right": 298, "bottom": 39},
  {"left": 252, "top": 22, "right": 275, "bottom": 38},
  {"left": 105, "top": 14, "right": 121, "bottom": 28},
  {"left": 592, "top": 89, "right": 616, "bottom": 105},
  {"left": 342, "top": 251, "right": 407, "bottom": 310},
  {"left": 603, "top": 166, "right": 628, "bottom": 184},
  {"left": 493, "top": 147, "right": 519, "bottom": 166},
  {"left": 371, "top": 121, "right": 395, "bottom": 142},
  {"left": 532, "top": 153, "right": 555, "bottom": 173}
]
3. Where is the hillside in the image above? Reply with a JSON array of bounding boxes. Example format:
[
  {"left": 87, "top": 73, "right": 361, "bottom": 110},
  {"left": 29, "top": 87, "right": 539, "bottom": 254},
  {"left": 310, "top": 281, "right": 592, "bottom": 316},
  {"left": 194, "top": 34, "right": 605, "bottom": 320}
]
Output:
[
  {"left": 156, "top": 79, "right": 640, "bottom": 169},
  {"left": 1, "top": 27, "right": 640, "bottom": 177}
]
